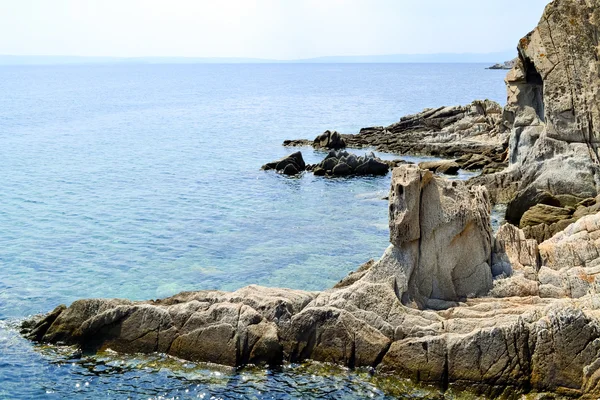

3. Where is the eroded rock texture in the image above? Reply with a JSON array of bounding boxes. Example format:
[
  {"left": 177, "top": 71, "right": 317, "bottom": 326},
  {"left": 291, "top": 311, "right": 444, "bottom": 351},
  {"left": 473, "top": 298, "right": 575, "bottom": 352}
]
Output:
[
  {"left": 478, "top": 0, "right": 600, "bottom": 201},
  {"left": 26, "top": 163, "right": 600, "bottom": 397}
]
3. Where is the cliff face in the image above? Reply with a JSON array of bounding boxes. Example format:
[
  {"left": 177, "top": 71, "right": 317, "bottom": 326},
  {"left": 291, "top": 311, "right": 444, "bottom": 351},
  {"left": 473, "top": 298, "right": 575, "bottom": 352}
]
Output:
[{"left": 504, "top": 0, "right": 600, "bottom": 198}]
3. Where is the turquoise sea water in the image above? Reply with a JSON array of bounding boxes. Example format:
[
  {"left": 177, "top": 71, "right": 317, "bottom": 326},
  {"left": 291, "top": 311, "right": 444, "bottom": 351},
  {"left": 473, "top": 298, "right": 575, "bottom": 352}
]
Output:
[{"left": 0, "top": 63, "right": 506, "bottom": 398}]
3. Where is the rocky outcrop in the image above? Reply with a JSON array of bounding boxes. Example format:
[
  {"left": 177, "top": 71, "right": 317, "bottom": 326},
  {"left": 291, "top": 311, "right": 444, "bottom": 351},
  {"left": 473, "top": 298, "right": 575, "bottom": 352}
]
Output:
[
  {"left": 313, "top": 130, "right": 346, "bottom": 149},
  {"left": 309, "top": 150, "right": 390, "bottom": 177},
  {"left": 491, "top": 210, "right": 600, "bottom": 300},
  {"left": 504, "top": 188, "right": 600, "bottom": 243},
  {"left": 486, "top": 59, "right": 517, "bottom": 70},
  {"left": 479, "top": 0, "right": 600, "bottom": 205},
  {"left": 261, "top": 152, "right": 306, "bottom": 175},
  {"left": 21, "top": 162, "right": 600, "bottom": 397},
  {"left": 387, "top": 165, "right": 493, "bottom": 308},
  {"left": 284, "top": 100, "right": 509, "bottom": 172}
]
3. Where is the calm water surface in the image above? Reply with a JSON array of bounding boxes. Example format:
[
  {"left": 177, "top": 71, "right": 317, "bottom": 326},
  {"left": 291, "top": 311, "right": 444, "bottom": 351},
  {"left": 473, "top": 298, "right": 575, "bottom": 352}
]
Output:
[{"left": 0, "top": 63, "right": 506, "bottom": 398}]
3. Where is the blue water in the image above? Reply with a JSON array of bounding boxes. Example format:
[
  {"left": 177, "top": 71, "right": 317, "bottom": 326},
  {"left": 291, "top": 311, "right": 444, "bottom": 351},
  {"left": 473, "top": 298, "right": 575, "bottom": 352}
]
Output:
[{"left": 0, "top": 63, "right": 507, "bottom": 399}]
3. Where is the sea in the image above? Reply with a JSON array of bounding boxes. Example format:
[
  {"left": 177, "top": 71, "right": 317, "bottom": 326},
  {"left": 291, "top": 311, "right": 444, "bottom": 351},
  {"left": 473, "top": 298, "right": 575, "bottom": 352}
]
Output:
[{"left": 0, "top": 63, "right": 507, "bottom": 399}]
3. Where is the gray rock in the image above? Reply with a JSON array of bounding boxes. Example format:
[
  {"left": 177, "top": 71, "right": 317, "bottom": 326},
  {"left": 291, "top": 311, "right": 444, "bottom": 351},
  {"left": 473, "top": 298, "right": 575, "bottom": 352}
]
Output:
[
  {"left": 480, "top": 0, "right": 600, "bottom": 203},
  {"left": 262, "top": 151, "right": 306, "bottom": 175},
  {"left": 313, "top": 130, "right": 346, "bottom": 149},
  {"left": 331, "top": 162, "right": 351, "bottom": 176}
]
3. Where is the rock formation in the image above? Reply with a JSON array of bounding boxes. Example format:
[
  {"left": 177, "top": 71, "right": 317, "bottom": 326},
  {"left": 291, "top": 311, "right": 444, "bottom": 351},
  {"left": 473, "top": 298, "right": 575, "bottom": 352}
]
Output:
[
  {"left": 308, "top": 150, "right": 389, "bottom": 177},
  {"left": 22, "top": 163, "right": 600, "bottom": 396},
  {"left": 261, "top": 151, "right": 306, "bottom": 175},
  {"left": 27, "top": 164, "right": 600, "bottom": 397},
  {"left": 486, "top": 59, "right": 517, "bottom": 70},
  {"left": 313, "top": 130, "right": 346, "bottom": 149},
  {"left": 490, "top": 211, "right": 600, "bottom": 301},
  {"left": 21, "top": 1, "right": 600, "bottom": 398},
  {"left": 284, "top": 100, "right": 509, "bottom": 172},
  {"left": 474, "top": 0, "right": 600, "bottom": 205}
]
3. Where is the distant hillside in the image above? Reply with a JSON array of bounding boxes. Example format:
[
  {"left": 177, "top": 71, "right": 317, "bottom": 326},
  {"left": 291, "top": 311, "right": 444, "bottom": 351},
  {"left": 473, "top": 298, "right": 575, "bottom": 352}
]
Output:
[{"left": 0, "top": 51, "right": 517, "bottom": 65}]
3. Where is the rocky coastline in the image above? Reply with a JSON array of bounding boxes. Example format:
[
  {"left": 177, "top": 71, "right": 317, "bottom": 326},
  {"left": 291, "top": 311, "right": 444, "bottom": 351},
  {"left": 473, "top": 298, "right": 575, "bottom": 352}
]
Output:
[
  {"left": 21, "top": 0, "right": 600, "bottom": 398},
  {"left": 487, "top": 59, "right": 518, "bottom": 70}
]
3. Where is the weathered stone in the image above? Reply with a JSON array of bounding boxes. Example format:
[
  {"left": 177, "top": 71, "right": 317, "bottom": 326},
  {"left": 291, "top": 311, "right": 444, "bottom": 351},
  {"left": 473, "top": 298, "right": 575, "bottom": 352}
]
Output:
[
  {"left": 387, "top": 165, "right": 493, "bottom": 305},
  {"left": 418, "top": 160, "right": 460, "bottom": 175},
  {"left": 285, "top": 100, "right": 508, "bottom": 169},
  {"left": 482, "top": 0, "right": 600, "bottom": 202},
  {"left": 519, "top": 204, "right": 573, "bottom": 228},
  {"left": 505, "top": 186, "right": 561, "bottom": 225}
]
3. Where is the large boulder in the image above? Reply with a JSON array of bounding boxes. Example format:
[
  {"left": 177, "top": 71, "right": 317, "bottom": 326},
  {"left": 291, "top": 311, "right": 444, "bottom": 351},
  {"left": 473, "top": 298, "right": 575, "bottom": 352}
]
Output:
[{"left": 313, "top": 130, "right": 346, "bottom": 149}]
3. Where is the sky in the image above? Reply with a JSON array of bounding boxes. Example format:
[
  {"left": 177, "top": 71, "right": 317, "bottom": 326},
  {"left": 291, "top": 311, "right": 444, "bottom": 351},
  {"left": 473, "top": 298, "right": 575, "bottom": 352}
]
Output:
[{"left": 0, "top": 0, "right": 551, "bottom": 60}]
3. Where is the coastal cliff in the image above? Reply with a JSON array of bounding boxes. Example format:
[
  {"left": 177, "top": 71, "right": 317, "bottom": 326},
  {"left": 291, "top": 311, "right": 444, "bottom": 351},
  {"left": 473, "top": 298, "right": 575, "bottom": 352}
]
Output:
[
  {"left": 21, "top": 0, "right": 600, "bottom": 397},
  {"left": 474, "top": 0, "right": 600, "bottom": 203}
]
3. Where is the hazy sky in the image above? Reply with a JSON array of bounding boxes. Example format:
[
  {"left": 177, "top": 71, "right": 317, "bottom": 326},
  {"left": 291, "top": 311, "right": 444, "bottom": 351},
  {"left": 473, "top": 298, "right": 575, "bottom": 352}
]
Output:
[{"left": 1, "top": 0, "right": 550, "bottom": 59}]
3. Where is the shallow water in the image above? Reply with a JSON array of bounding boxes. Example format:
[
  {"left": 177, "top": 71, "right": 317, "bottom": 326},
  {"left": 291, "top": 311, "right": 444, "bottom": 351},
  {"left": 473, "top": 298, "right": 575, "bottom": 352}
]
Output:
[{"left": 0, "top": 63, "right": 507, "bottom": 398}]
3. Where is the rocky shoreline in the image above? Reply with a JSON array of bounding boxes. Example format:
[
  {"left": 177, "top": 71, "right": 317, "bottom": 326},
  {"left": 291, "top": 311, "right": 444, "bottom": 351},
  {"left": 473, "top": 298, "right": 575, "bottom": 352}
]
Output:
[
  {"left": 284, "top": 99, "right": 510, "bottom": 176},
  {"left": 21, "top": 0, "right": 600, "bottom": 398}
]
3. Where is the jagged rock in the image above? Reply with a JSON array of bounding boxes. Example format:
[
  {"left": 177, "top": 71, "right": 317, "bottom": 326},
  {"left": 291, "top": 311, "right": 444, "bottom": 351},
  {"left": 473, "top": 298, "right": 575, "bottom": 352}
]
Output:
[
  {"left": 480, "top": 0, "right": 600, "bottom": 203},
  {"left": 284, "top": 100, "right": 508, "bottom": 168},
  {"left": 539, "top": 213, "right": 600, "bottom": 296},
  {"left": 312, "top": 150, "right": 389, "bottom": 177},
  {"left": 491, "top": 210, "right": 600, "bottom": 300},
  {"left": 387, "top": 165, "right": 493, "bottom": 306},
  {"left": 490, "top": 224, "right": 540, "bottom": 297},
  {"left": 313, "top": 130, "right": 346, "bottom": 149},
  {"left": 418, "top": 160, "right": 460, "bottom": 175},
  {"left": 262, "top": 151, "right": 306, "bottom": 175}
]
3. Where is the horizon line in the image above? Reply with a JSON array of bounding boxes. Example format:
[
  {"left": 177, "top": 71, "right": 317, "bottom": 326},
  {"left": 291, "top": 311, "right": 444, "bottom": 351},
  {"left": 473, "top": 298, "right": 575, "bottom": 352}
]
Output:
[{"left": 0, "top": 51, "right": 516, "bottom": 65}]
